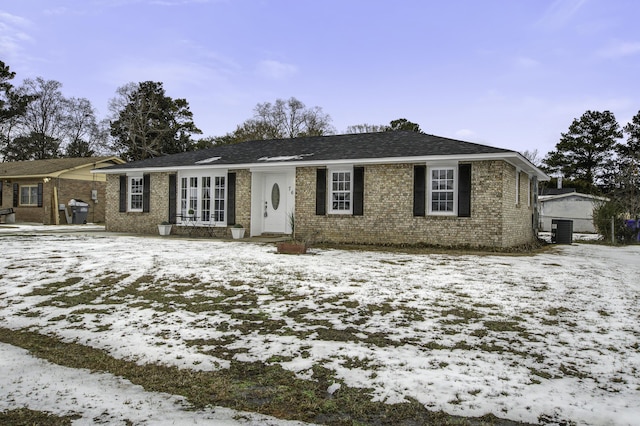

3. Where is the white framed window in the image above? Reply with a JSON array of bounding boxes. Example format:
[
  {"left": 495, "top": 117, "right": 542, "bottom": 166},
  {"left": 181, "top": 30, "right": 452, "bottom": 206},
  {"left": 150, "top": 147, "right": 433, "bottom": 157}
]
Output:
[
  {"left": 178, "top": 171, "right": 226, "bottom": 223},
  {"left": 201, "top": 176, "right": 211, "bottom": 221},
  {"left": 129, "top": 176, "right": 144, "bottom": 212},
  {"left": 515, "top": 168, "right": 520, "bottom": 206},
  {"left": 428, "top": 166, "right": 456, "bottom": 215},
  {"left": 180, "top": 177, "right": 188, "bottom": 215},
  {"left": 189, "top": 177, "right": 198, "bottom": 214},
  {"left": 329, "top": 167, "right": 352, "bottom": 214},
  {"left": 213, "top": 176, "right": 225, "bottom": 222},
  {"left": 20, "top": 185, "right": 39, "bottom": 206}
]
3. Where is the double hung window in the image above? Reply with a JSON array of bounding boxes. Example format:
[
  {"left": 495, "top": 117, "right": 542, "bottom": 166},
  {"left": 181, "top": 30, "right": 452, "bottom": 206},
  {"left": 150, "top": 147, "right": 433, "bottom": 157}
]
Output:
[
  {"left": 129, "top": 177, "right": 144, "bottom": 212},
  {"left": 20, "top": 185, "right": 39, "bottom": 206},
  {"left": 329, "top": 168, "right": 352, "bottom": 214},
  {"left": 429, "top": 167, "right": 456, "bottom": 214}
]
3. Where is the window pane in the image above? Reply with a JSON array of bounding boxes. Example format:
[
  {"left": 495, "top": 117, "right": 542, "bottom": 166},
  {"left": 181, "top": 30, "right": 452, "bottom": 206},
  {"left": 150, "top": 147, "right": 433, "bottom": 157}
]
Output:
[
  {"left": 430, "top": 167, "right": 456, "bottom": 213},
  {"left": 20, "top": 187, "right": 31, "bottom": 205},
  {"left": 330, "top": 170, "right": 352, "bottom": 212},
  {"left": 213, "top": 176, "right": 225, "bottom": 222},
  {"left": 201, "top": 177, "right": 211, "bottom": 222},
  {"left": 129, "top": 177, "right": 144, "bottom": 210}
]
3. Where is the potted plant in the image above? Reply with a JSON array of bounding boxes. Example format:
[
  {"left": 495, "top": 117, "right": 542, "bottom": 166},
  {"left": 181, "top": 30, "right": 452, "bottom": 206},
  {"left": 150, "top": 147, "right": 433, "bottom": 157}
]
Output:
[
  {"left": 230, "top": 223, "right": 245, "bottom": 239},
  {"left": 158, "top": 221, "right": 172, "bottom": 236},
  {"left": 277, "top": 212, "right": 307, "bottom": 254}
]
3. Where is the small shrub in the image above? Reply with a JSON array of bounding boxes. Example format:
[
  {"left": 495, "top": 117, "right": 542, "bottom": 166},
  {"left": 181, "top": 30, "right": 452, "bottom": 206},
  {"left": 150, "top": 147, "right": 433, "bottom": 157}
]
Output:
[{"left": 592, "top": 200, "right": 637, "bottom": 244}]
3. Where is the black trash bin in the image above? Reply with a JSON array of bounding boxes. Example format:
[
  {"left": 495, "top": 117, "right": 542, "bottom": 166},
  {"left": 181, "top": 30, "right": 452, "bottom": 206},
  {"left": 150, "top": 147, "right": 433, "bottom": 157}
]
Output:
[
  {"left": 551, "top": 219, "right": 573, "bottom": 244},
  {"left": 69, "top": 199, "right": 89, "bottom": 224}
]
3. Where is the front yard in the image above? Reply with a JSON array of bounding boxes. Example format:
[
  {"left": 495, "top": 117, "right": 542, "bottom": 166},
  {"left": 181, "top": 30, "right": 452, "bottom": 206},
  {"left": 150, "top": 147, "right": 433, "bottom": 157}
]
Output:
[{"left": 0, "top": 232, "right": 639, "bottom": 425}]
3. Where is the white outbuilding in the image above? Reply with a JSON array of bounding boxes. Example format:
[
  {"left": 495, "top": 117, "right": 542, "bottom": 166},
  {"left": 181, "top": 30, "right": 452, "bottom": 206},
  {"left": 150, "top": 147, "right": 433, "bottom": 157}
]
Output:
[{"left": 539, "top": 192, "right": 608, "bottom": 233}]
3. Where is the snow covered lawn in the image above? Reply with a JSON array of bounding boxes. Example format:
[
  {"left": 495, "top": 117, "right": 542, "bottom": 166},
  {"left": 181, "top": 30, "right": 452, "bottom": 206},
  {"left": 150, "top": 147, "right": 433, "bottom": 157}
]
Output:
[{"left": 1, "top": 230, "right": 639, "bottom": 425}]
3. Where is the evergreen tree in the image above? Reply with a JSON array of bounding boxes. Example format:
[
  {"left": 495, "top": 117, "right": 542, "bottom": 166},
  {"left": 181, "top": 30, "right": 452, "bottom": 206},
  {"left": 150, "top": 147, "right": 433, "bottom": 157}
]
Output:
[
  {"left": 109, "top": 81, "right": 201, "bottom": 161},
  {"left": 543, "top": 110, "right": 622, "bottom": 186}
]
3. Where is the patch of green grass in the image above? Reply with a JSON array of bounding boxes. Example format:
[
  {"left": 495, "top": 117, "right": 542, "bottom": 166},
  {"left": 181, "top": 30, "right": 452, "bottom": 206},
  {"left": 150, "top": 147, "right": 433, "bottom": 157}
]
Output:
[
  {"left": 0, "top": 408, "right": 80, "bottom": 425},
  {"left": 341, "top": 300, "right": 359, "bottom": 309},
  {"left": 0, "top": 327, "right": 537, "bottom": 425},
  {"left": 314, "top": 326, "right": 360, "bottom": 343},
  {"left": 440, "top": 307, "right": 484, "bottom": 324},
  {"left": 484, "top": 320, "right": 525, "bottom": 333},
  {"left": 340, "top": 356, "right": 381, "bottom": 370},
  {"left": 546, "top": 306, "right": 571, "bottom": 316},
  {"left": 26, "top": 277, "right": 83, "bottom": 296},
  {"left": 470, "top": 328, "right": 488, "bottom": 338},
  {"left": 48, "top": 315, "right": 67, "bottom": 322},
  {"left": 559, "top": 363, "right": 590, "bottom": 379}
]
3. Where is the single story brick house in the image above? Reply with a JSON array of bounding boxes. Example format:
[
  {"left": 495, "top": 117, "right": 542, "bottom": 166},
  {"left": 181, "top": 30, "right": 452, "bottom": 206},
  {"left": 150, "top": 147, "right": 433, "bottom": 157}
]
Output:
[
  {"left": 98, "top": 131, "right": 549, "bottom": 248},
  {"left": 0, "top": 156, "right": 125, "bottom": 224}
]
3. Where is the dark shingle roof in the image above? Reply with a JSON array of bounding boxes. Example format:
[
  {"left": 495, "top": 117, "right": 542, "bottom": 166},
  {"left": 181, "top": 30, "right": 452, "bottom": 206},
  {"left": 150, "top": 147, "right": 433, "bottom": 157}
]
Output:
[{"left": 107, "top": 132, "right": 513, "bottom": 171}]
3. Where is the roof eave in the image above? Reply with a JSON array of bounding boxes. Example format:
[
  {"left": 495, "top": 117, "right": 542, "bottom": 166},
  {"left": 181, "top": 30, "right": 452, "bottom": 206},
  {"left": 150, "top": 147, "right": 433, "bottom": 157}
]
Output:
[{"left": 96, "top": 152, "right": 549, "bottom": 179}]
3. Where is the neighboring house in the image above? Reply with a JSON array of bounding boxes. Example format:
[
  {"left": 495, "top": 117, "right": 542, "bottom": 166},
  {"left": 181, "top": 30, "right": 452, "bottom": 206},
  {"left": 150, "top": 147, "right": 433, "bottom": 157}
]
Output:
[
  {"left": 0, "top": 157, "right": 125, "bottom": 224},
  {"left": 539, "top": 192, "right": 608, "bottom": 233},
  {"left": 98, "top": 131, "right": 549, "bottom": 248}
]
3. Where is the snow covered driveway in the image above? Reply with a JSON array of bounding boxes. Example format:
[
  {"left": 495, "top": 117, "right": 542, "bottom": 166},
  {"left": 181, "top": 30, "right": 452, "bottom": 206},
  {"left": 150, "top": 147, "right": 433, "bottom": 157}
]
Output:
[{"left": 0, "top": 231, "right": 639, "bottom": 425}]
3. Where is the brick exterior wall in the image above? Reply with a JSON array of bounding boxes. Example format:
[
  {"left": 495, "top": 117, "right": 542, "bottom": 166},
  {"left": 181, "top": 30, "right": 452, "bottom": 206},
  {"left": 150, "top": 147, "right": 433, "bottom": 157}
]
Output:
[
  {"left": 234, "top": 169, "right": 252, "bottom": 233},
  {"left": 500, "top": 165, "right": 536, "bottom": 247},
  {"left": 106, "top": 173, "right": 170, "bottom": 234},
  {"left": 106, "top": 171, "right": 253, "bottom": 238},
  {"left": 104, "top": 160, "right": 537, "bottom": 248},
  {"left": 1, "top": 178, "right": 106, "bottom": 224},
  {"left": 295, "top": 161, "right": 535, "bottom": 248}
]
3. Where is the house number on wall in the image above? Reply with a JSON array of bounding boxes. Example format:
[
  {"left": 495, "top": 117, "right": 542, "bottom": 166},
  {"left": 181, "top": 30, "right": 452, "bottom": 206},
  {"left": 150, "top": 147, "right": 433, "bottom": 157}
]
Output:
[{"left": 271, "top": 183, "right": 280, "bottom": 210}]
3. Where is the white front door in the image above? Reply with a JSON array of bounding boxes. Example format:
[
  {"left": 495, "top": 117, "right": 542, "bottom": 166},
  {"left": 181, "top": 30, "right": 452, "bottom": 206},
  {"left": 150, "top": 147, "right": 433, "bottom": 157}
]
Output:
[{"left": 263, "top": 174, "right": 288, "bottom": 233}]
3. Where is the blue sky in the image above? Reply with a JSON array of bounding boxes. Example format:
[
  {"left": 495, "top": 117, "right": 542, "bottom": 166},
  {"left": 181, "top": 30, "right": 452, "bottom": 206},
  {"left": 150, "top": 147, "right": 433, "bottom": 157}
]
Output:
[{"left": 1, "top": 0, "right": 639, "bottom": 155}]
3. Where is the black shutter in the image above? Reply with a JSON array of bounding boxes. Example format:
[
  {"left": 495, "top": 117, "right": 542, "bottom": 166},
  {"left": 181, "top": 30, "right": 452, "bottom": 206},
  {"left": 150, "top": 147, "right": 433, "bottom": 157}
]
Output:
[
  {"left": 532, "top": 176, "right": 539, "bottom": 230},
  {"left": 13, "top": 183, "right": 19, "bottom": 207},
  {"left": 227, "top": 172, "right": 236, "bottom": 225},
  {"left": 37, "top": 183, "right": 43, "bottom": 207},
  {"left": 119, "top": 175, "right": 127, "bottom": 212},
  {"left": 168, "top": 174, "right": 177, "bottom": 223},
  {"left": 413, "top": 165, "right": 426, "bottom": 216},
  {"left": 316, "top": 168, "right": 327, "bottom": 215},
  {"left": 458, "top": 164, "right": 471, "bottom": 217},
  {"left": 142, "top": 174, "right": 150, "bottom": 213},
  {"left": 353, "top": 166, "right": 364, "bottom": 216}
]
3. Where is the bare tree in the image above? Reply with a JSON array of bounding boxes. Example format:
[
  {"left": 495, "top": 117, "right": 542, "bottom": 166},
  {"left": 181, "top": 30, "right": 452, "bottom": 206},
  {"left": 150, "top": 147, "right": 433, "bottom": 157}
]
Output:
[
  {"left": 345, "top": 123, "right": 387, "bottom": 134},
  {"left": 2, "top": 77, "right": 105, "bottom": 159},
  {"left": 252, "top": 97, "right": 334, "bottom": 139},
  {"left": 63, "top": 97, "right": 104, "bottom": 157},
  {"left": 521, "top": 149, "right": 544, "bottom": 167},
  {"left": 21, "top": 78, "right": 68, "bottom": 143}
]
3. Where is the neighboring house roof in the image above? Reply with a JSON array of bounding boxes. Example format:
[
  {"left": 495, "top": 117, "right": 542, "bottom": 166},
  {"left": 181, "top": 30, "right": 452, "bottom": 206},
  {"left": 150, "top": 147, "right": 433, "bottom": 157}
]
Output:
[
  {"left": 539, "top": 192, "right": 609, "bottom": 202},
  {"left": 0, "top": 157, "right": 125, "bottom": 179},
  {"left": 541, "top": 188, "right": 577, "bottom": 196},
  {"left": 99, "top": 131, "right": 549, "bottom": 180}
]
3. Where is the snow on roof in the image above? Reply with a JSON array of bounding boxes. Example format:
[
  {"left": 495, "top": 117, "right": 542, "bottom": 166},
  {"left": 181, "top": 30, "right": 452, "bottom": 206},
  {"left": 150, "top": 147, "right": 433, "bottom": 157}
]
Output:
[
  {"left": 257, "top": 153, "right": 314, "bottom": 162},
  {"left": 539, "top": 192, "right": 609, "bottom": 202},
  {"left": 195, "top": 156, "right": 222, "bottom": 164}
]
